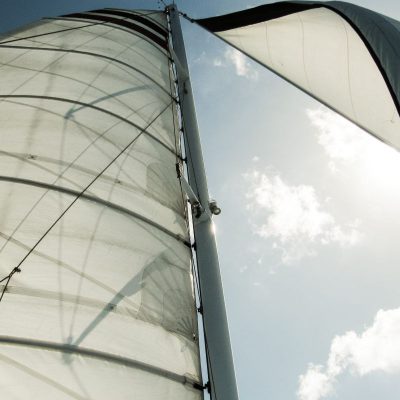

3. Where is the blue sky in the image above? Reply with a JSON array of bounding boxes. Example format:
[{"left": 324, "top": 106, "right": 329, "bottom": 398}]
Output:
[{"left": 2, "top": 1, "right": 400, "bottom": 399}]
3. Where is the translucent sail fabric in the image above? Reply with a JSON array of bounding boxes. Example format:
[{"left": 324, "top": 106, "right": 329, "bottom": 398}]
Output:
[
  {"left": 197, "top": 1, "right": 400, "bottom": 150},
  {"left": 0, "top": 9, "right": 202, "bottom": 399}
]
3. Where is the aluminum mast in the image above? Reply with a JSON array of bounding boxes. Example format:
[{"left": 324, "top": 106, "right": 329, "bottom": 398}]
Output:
[{"left": 168, "top": 5, "right": 239, "bottom": 400}]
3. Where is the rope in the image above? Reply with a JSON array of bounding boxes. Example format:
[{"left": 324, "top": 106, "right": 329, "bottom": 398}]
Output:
[{"left": 0, "top": 267, "right": 21, "bottom": 302}]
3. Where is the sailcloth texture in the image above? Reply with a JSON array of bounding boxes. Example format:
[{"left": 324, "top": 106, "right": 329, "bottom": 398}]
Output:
[
  {"left": 0, "top": 8, "right": 202, "bottom": 399},
  {"left": 197, "top": 1, "right": 400, "bottom": 150}
]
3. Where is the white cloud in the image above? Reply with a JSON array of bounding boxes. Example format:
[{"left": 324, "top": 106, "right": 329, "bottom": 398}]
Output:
[
  {"left": 240, "top": 265, "right": 248, "bottom": 273},
  {"left": 213, "top": 58, "right": 222, "bottom": 67},
  {"left": 307, "top": 108, "right": 400, "bottom": 178},
  {"left": 224, "top": 48, "right": 258, "bottom": 80},
  {"left": 307, "top": 108, "right": 364, "bottom": 164},
  {"left": 244, "top": 169, "right": 361, "bottom": 263},
  {"left": 298, "top": 307, "right": 400, "bottom": 400},
  {"left": 298, "top": 365, "right": 334, "bottom": 400}
]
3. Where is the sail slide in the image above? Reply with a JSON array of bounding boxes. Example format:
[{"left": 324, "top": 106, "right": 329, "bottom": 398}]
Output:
[
  {"left": 0, "top": 9, "right": 202, "bottom": 399},
  {"left": 197, "top": 1, "right": 400, "bottom": 150}
]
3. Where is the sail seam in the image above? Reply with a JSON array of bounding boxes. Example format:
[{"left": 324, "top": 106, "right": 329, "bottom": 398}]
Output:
[
  {"left": 0, "top": 151, "right": 183, "bottom": 214},
  {"left": 62, "top": 12, "right": 168, "bottom": 50},
  {"left": 196, "top": 3, "right": 400, "bottom": 121},
  {"left": 0, "top": 336, "right": 202, "bottom": 389},
  {"left": 0, "top": 44, "right": 172, "bottom": 98},
  {"left": 0, "top": 230, "right": 139, "bottom": 306},
  {"left": 43, "top": 17, "right": 170, "bottom": 58},
  {"left": 0, "top": 284, "right": 194, "bottom": 341},
  {"left": 106, "top": 8, "right": 168, "bottom": 28},
  {"left": 322, "top": 5, "right": 400, "bottom": 118},
  {"left": 1, "top": 285, "right": 139, "bottom": 315},
  {"left": 0, "top": 21, "right": 109, "bottom": 45},
  {"left": 0, "top": 95, "right": 177, "bottom": 156},
  {"left": 91, "top": 9, "right": 168, "bottom": 37},
  {"left": 0, "top": 175, "right": 188, "bottom": 245},
  {"left": 196, "top": 19, "right": 396, "bottom": 150},
  {"left": 0, "top": 101, "right": 174, "bottom": 303}
]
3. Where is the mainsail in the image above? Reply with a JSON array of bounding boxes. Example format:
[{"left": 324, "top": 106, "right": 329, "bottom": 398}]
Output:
[
  {"left": 197, "top": 1, "right": 400, "bottom": 151},
  {"left": 0, "top": 8, "right": 203, "bottom": 399}
]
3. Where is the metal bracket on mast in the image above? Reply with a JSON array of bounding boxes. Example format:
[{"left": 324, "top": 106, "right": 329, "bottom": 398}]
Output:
[
  {"left": 169, "top": 46, "right": 189, "bottom": 84},
  {"left": 180, "top": 175, "right": 204, "bottom": 218},
  {"left": 180, "top": 173, "right": 221, "bottom": 219},
  {"left": 167, "top": 5, "right": 239, "bottom": 400}
]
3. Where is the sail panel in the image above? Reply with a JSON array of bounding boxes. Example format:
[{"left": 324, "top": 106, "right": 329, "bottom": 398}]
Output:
[
  {"left": 0, "top": 343, "right": 201, "bottom": 399},
  {"left": 0, "top": 9, "right": 201, "bottom": 399},
  {"left": 197, "top": 1, "right": 400, "bottom": 150},
  {"left": 0, "top": 100, "right": 186, "bottom": 237}
]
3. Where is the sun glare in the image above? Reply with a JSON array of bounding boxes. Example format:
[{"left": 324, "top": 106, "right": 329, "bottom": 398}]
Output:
[{"left": 308, "top": 108, "right": 400, "bottom": 198}]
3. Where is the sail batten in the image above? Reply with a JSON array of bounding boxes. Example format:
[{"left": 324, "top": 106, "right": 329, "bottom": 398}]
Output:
[{"left": 0, "top": 335, "right": 202, "bottom": 385}]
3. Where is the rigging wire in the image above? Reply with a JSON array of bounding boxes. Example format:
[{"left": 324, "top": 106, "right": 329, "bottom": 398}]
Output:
[
  {"left": 179, "top": 11, "right": 195, "bottom": 23},
  {"left": 0, "top": 21, "right": 108, "bottom": 45},
  {"left": 0, "top": 100, "right": 173, "bottom": 304}
]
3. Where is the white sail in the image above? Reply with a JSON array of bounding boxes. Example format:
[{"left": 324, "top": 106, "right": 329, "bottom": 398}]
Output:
[
  {"left": 0, "top": 9, "right": 202, "bottom": 399},
  {"left": 197, "top": 1, "right": 400, "bottom": 151}
]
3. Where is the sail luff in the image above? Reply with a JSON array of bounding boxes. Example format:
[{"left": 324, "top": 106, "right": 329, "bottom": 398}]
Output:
[{"left": 168, "top": 5, "right": 240, "bottom": 400}]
